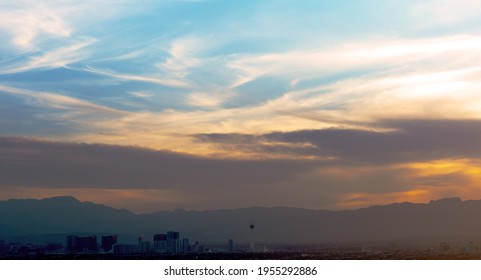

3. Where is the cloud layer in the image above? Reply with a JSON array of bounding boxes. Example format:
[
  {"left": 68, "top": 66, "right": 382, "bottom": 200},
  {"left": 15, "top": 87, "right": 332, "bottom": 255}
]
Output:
[
  {"left": 2, "top": 1, "right": 481, "bottom": 211},
  {"left": 3, "top": 118, "right": 481, "bottom": 212}
]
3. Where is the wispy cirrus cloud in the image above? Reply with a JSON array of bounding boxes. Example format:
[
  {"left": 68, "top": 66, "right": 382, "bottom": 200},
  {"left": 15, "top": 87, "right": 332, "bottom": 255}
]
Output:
[
  {"left": 262, "top": 67, "right": 481, "bottom": 125},
  {"left": 84, "top": 66, "right": 193, "bottom": 89},
  {"left": 0, "top": 38, "right": 97, "bottom": 74},
  {"left": 228, "top": 35, "right": 481, "bottom": 88},
  {"left": 0, "top": 85, "right": 123, "bottom": 114},
  {"left": 128, "top": 91, "right": 155, "bottom": 99},
  {"left": 0, "top": 0, "right": 150, "bottom": 72}
]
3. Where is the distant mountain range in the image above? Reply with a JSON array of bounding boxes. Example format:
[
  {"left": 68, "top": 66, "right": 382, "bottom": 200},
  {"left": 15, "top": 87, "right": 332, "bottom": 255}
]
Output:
[{"left": 1, "top": 196, "right": 481, "bottom": 244}]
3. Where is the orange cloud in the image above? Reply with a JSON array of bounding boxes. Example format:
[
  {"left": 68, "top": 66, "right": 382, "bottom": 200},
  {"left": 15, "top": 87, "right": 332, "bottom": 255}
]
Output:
[
  {"left": 402, "top": 159, "right": 481, "bottom": 177},
  {"left": 337, "top": 189, "right": 433, "bottom": 209}
]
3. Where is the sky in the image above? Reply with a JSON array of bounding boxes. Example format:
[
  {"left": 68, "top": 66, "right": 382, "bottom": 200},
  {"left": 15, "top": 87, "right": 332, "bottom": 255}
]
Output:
[{"left": 2, "top": 0, "right": 481, "bottom": 213}]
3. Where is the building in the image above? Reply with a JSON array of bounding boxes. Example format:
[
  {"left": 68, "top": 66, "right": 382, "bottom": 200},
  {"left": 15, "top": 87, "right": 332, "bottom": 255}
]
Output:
[
  {"left": 101, "top": 235, "right": 117, "bottom": 252},
  {"left": 153, "top": 234, "right": 167, "bottom": 253},
  {"left": 66, "top": 236, "right": 78, "bottom": 252},
  {"left": 167, "top": 231, "right": 180, "bottom": 254},
  {"left": 113, "top": 244, "right": 136, "bottom": 255},
  {"left": 182, "top": 238, "right": 190, "bottom": 253},
  {"left": 228, "top": 239, "right": 234, "bottom": 252},
  {"left": 154, "top": 234, "right": 167, "bottom": 242},
  {"left": 66, "top": 235, "right": 97, "bottom": 253},
  {"left": 138, "top": 241, "right": 151, "bottom": 253},
  {"left": 135, "top": 234, "right": 150, "bottom": 253}
]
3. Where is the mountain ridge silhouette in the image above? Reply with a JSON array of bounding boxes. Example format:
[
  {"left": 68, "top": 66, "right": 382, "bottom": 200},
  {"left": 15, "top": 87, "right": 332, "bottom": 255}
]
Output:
[{"left": 1, "top": 196, "right": 479, "bottom": 244}]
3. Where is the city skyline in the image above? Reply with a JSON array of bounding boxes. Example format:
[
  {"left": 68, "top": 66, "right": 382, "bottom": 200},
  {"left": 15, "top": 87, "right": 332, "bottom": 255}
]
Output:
[
  {"left": 3, "top": 195, "right": 481, "bottom": 260},
  {"left": 2, "top": 1, "right": 481, "bottom": 212}
]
